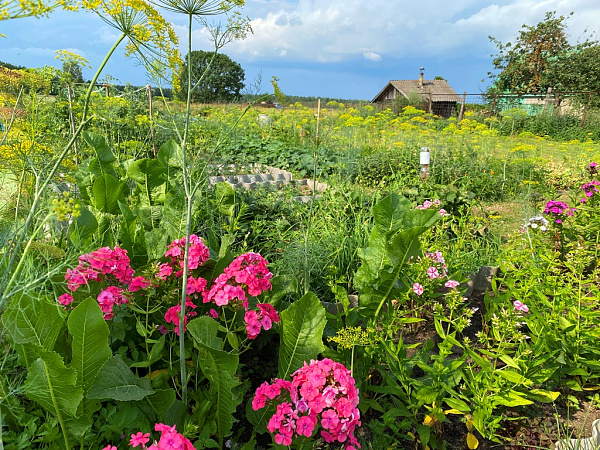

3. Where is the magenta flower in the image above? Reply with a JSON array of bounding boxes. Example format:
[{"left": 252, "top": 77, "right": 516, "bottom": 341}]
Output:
[
  {"left": 254, "top": 359, "right": 361, "bottom": 449},
  {"left": 412, "top": 283, "right": 424, "bottom": 296},
  {"left": 130, "top": 431, "right": 150, "bottom": 447},
  {"left": 543, "top": 200, "right": 575, "bottom": 224},
  {"left": 513, "top": 300, "right": 529, "bottom": 313},
  {"left": 102, "top": 446, "right": 117, "bottom": 450},
  {"left": 57, "top": 293, "right": 74, "bottom": 306}
]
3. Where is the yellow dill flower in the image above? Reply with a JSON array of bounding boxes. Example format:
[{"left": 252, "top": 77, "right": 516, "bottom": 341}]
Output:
[{"left": 328, "top": 326, "right": 377, "bottom": 349}]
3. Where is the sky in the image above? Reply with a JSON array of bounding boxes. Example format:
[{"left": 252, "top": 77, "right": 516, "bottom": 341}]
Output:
[{"left": 2, "top": 0, "right": 600, "bottom": 100}]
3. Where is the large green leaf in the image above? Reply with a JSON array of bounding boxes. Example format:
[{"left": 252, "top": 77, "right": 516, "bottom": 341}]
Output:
[
  {"left": 92, "top": 174, "right": 123, "bottom": 215},
  {"left": 82, "top": 131, "right": 115, "bottom": 165},
  {"left": 198, "top": 344, "right": 241, "bottom": 447},
  {"left": 188, "top": 316, "right": 224, "bottom": 350},
  {"left": 2, "top": 292, "right": 65, "bottom": 367},
  {"left": 278, "top": 292, "right": 326, "bottom": 379},
  {"left": 24, "top": 350, "right": 83, "bottom": 419},
  {"left": 157, "top": 140, "right": 183, "bottom": 168},
  {"left": 67, "top": 206, "right": 98, "bottom": 244},
  {"left": 127, "top": 158, "right": 166, "bottom": 205},
  {"left": 88, "top": 356, "right": 154, "bottom": 401},
  {"left": 68, "top": 298, "right": 112, "bottom": 416}
]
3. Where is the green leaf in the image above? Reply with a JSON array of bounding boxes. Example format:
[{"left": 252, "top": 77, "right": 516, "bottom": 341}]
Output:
[
  {"left": 67, "top": 206, "right": 98, "bottom": 243},
  {"left": 68, "top": 298, "right": 111, "bottom": 416},
  {"left": 138, "top": 389, "right": 176, "bottom": 423},
  {"left": 3, "top": 292, "right": 65, "bottom": 367},
  {"left": 24, "top": 351, "right": 83, "bottom": 418},
  {"left": 127, "top": 159, "right": 166, "bottom": 205},
  {"left": 188, "top": 316, "right": 224, "bottom": 350},
  {"left": 492, "top": 390, "right": 533, "bottom": 407},
  {"left": 157, "top": 140, "right": 183, "bottom": 168},
  {"left": 444, "top": 397, "right": 471, "bottom": 413},
  {"left": 416, "top": 386, "right": 438, "bottom": 404},
  {"left": 88, "top": 356, "right": 154, "bottom": 401},
  {"left": 278, "top": 292, "right": 326, "bottom": 379},
  {"left": 82, "top": 131, "right": 115, "bottom": 165},
  {"left": 214, "top": 182, "right": 236, "bottom": 217},
  {"left": 497, "top": 370, "right": 532, "bottom": 386},
  {"left": 92, "top": 174, "right": 123, "bottom": 215},
  {"left": 198, "top": 344, "right": 241, "bottom": 447}
]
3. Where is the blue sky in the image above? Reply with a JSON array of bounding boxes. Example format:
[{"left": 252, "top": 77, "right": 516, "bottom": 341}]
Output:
[{"left": 2, "top": 0, "right": 600, "bottom": 100}]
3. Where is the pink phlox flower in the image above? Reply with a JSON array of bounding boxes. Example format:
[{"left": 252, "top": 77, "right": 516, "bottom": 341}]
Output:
[
  {"left": 186, "top": 276, "right": 207, "bottom": 296},
  {"left": 156, "top": 263, "right": 173, "bottom": 281},
  {"left": 164, "top": 300, "right": 197, "bottom": 335},
  {"left": 296, "top": 415, "right": 316, "bottom": 437},
  {"left": 412, "top": 283, "right": 424, "bottom": 296},
  {"left": 57, "top": 293, "right": 74, "bottom": 306},
  {"left": 321, "top": 409, "right": 340, "bottom": 430},
  {"left": 129, "top": 276, "right": 151, "bottom": 293},
  {"left": 445, "top": 280, "right": 460, "bottom": 289},
  {"left": 513, "top": 300, "right": 529, "bottom": 313},
  {"left": 207, "top": 308, "right": 218, "bottom": 319},
  {"left": 426, "top": 266, "right": 439, "bottom": 279},
  {"left": 130, "top": 431, "right": 150, "bottom": 447},
  {"left": 439, "top": 208, "right": 447, "bottom": 216},
  {"left": 164, "top": 235, "right": 210, "bottom": 271},
  {"left": 97, "top": 286, "right": 128, "bottom": 320},
  {"left": 102, "top": 446, "right": 117, "bottom": 450}
]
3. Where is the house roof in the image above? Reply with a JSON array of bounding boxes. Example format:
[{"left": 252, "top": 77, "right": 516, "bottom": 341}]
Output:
[{"left": 372, "top": 79, "right": 462, "bottom": 103}]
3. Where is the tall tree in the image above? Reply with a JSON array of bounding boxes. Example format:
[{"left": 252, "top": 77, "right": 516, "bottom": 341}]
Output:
[
  {"left": 179, "top": 51, "right": 245, "bottom": 103},
  {"left": 488, "top": 11, "right": 573, "bottom": 93}
]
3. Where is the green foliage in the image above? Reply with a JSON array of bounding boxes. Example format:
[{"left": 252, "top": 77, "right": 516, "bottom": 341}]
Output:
[
  {"left": 179, "top": 51, "right": 245, "bottom": 103},
  {"left": 488, "top": 11, "right": 600, "bottom": 94},
  {"left": 278, "top": 292, "right": 326, "bottom": 379}
]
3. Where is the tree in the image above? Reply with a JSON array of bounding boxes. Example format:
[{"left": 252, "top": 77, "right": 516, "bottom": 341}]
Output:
[
  {"left": 62, "top": 61, "right": 84, "bottom": 84},
  {"left": 179, "top": 51, "right": 245, "bottom": 103},
  {"left": 488, "top": 11, "right": 574, "bottom": 93}
]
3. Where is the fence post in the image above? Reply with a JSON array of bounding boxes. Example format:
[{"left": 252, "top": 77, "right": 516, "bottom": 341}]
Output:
[
  {"left": 490, "top": 94, "right": 498, "bottom": 116},
  {"left": 582, "top": 91, "right": 592, "bottom": 128},
  {"left": 544, "top": 87, "right": 552, "bottom": 113},
  {"left": 428, "top": 92, "right": 432, "bottom": 114},
  {"left": 458, "top": 91, "right": 467, "bottom": 122}
]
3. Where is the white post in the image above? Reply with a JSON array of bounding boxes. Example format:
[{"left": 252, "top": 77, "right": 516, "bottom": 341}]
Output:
[{"left": 420, "top": 147, "right": 430, "bottom": 180}]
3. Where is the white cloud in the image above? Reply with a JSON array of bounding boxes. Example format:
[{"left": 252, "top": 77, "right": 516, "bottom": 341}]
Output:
[
  {"left": 215, "top": 0, "right": 600, "bottom": 64},
  {"left": 363, "top": 51, "right": 381, "bottom": 62}
]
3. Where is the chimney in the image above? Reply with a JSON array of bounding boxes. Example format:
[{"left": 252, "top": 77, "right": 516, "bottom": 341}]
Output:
[{"left": 419, "top": 67, "right": 424, "bottom": 88}]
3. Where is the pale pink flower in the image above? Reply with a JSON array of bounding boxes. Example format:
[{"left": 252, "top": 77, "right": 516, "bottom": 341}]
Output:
[
  {"left": 513, "top": 300, "right": 529, "bottom": 313},
  {"left": 412, "top": 283, "right": 424, "bottom": 296}
]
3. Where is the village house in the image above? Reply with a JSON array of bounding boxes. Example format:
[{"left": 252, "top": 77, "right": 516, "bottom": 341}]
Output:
[{"left": 372, "top": 69, "right": 461, "bottom": 118}]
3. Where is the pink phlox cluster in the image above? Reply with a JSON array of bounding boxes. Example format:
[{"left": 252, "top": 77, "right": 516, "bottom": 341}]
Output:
[
  {"left": 244, "top": 303, "right": 280, "bottom": 339},
  {"left": 544, "top": 200, "right": 575, "bottom": 224},
  {"left": 587, "top": 162, "right": 598, "bottom": 176},
  {"left": 417, "top": 199, "right": 447, "bottom": 217},
  {"left": 186, "top": 275, "right": 207, "bottom": 298},
  {"left": 107, "top": 423, "right": 193, "bottom": 450},
  {"left": 129, "top": 276, "right": 152, "bottom": 293},
  {"left": 164, "top": 234, "right": 210, "bottom": 275},
  {"left": 580, "top": 180, "right": 600, "bottom": 203},
  {"left": 57, "top": 293, "right": 74, "bottom": 306},
  {"left": 65, "top": 246, "right": 134, "bottom": 291},
  {"left": 252, "top": 358, "right": 361, "bottom": 449},
  {"left": 203, "top": 253, "right": 272, "bottom": 308},
  {"left": 97, "top": 286, "right": 129, "bottom": 320},
  {"left": 164, "top": 298, "right": 198, "bottom": 335}
]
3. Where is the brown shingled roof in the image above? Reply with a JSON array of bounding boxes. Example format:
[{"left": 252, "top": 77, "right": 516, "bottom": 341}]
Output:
[{"left": 372, "top": 79, "right": 461, "bottom": 103}]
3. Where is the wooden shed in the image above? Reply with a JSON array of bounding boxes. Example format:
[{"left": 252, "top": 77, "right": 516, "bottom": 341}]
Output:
[{"left": 372, "top": 74, "right": 461, "bottom": 118}]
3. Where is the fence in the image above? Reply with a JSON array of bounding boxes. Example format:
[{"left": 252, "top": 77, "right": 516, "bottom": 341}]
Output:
[{"left": 369, "top": 90, "right": 600, "bottom": 128}]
